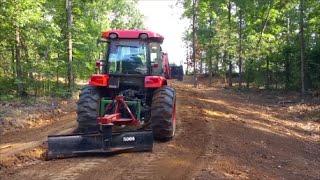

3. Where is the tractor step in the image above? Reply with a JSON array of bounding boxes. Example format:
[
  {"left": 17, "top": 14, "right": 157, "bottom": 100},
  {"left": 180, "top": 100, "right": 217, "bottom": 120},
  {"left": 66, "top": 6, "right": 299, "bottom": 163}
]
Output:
[{"left": 47, "top": 129, "right": 153, "bottom": 160}]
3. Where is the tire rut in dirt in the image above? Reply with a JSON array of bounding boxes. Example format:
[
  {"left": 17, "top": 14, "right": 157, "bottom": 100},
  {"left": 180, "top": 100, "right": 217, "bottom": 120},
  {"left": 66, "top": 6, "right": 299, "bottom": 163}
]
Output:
[{"left": 150, "top": 86, "right": 176, "bottom": 141}]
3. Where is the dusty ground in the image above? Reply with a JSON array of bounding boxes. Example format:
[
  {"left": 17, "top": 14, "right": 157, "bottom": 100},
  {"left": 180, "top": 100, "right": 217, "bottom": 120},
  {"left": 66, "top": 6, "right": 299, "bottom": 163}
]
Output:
[
  {"left": 0, "top": 97, "right": 76, "bottom": 135},
  {"left": 0, "top": 79, "right": 319, "bottom": 180}
]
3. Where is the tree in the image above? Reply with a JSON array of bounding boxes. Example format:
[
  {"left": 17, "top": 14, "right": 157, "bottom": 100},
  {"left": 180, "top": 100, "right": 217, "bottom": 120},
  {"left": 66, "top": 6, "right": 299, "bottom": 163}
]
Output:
[
  {"left": 66, "top": 0, "right": 73, "bottom": 92},
  {"left": 180, "top": 0, "right": 320, "bottom": 92},
  {"left": 192, "top": 0, "right": 197, "bottom": 87},
  {"left": 227, "top": 0, "right": 232, "bottom": 87},
  {"left": 0, "top": 0, "right": 144, "bottom": 99},
  {"left": 238, "top": 8, "right": 243, "bottom": 87},
  {"left": 299, "top": 0, "right": 305, "bottom": 95}
]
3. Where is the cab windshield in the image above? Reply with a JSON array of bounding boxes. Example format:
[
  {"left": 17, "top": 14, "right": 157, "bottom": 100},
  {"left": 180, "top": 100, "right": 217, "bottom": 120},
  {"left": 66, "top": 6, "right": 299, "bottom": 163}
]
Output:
[{"left": 108, "top": 40, "right": 148, "bottom": 74}]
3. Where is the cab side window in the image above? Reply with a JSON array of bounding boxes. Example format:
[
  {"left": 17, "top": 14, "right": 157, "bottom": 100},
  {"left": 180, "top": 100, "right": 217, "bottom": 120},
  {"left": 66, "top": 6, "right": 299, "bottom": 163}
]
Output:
[{"left": 150, "top": 43, "right": 162, "bottom": 75}]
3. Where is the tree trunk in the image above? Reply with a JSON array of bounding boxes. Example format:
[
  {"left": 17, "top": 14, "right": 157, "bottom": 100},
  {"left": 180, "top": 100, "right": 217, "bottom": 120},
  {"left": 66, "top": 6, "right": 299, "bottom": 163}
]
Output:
[
  {"left": 275, "top": 61, "right": 278, "bottom": 90},
  {"left": 285, "top": 17, "right": 290, "bottom": 90},
  {"left": 208, "top": 51, "right": 213, "bottom": 86},
  {"left": 256, "top": 0, "right": 272, "bottom": 49},
  {"left": 21, "top": 37, "right": 33, "bottom": 79},
  {"left": 192, "top": 0, "right": 197, "bottom": 87},
  {"left": 238, "top": 9, "right": 243, "bottom": 88},
  {"left": 66, "top": 0, "right": 73, "bottom": 92},
  {"left": 285, "top": 56, "right": 290, "bottom": 90},
  {"left": 228, "top": 59, "right": 232, "bottom": 87},
  {"left": 208, "top": 16, "right": 214, "bottom": 87},
  {"left": 15, "top": 27, "right": 24, "bottom": 96},
  {"left": 56, "top": 53, "right": 60, "bottom": 86},
  {"left": 223, "top": 51, "right": 227, "bottom": 85},
  {"left": 215, "top": 54, "right": 219, "bottom": 74},
  {"left": 11, "top": 45, "right": 15, "bottom": 77},
  {"left": 266, "top": 57, "right": 270, "bottom": 89},
  {"left": 246, "top": 59, "right": 253, "bottom": 89},
  {"left": 227, "top": 0, "right": 232, "bottom": 87},
  {"left": 200, "top": 58, "right": 203, "bottom": 74},
  {"left": 299, "top": 0, "right": 305, "bottom": 95},
  {"left": 186, "top": 42, "right": 189, "bottom": 75}
]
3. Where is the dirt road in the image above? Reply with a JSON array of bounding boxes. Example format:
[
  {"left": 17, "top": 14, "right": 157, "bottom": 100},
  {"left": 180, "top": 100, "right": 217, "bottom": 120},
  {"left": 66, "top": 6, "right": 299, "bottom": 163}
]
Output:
[{"left": 1, "top": 80, "right": 319, "bottom": 179}]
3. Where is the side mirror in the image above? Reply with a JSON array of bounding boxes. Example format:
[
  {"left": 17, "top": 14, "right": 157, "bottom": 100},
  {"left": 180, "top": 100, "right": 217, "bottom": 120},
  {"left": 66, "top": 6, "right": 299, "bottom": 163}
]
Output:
[
  {"left": 96, "top": 60, "right": 104, "bottom": 67},
  {"left": 96, "top": 60, "right": 104, "bottom": 74}
]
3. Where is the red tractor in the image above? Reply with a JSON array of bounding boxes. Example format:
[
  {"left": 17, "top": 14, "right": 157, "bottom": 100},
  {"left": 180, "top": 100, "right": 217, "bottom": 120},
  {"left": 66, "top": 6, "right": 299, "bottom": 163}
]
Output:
[{"left": 47, "top": 30, "right": 176, "bottom": 159}]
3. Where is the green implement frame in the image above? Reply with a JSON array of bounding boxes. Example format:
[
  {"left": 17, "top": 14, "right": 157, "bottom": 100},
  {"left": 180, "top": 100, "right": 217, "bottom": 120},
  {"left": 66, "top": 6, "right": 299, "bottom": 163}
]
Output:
[{"left": 99, "top": 98, "right": 141, "bottom": 120}]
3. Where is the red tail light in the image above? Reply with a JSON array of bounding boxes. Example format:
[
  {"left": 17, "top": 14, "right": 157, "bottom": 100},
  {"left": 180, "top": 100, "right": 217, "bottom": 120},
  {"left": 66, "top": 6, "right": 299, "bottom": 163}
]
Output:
[
  {"left": 144, "top": 76, "right": 166, "bottom": 88},
  {"left": 89, "top": 74, "right": 109, "bottom": 86}
]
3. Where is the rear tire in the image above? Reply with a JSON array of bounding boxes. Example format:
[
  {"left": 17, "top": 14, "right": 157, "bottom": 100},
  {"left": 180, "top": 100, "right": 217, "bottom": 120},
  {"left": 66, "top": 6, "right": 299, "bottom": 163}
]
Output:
[
  {"left": 151, "top": 86, "right": 176, "bottom": 141},
  {"left": 76, "top": 86, "right": 100, "bottom": 132}
]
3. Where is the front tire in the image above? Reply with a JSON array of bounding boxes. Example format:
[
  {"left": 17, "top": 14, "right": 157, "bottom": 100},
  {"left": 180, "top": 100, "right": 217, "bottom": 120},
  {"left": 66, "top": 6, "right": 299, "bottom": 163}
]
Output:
[
  {"left": 76, "top": 86, "right": 100, "bottom": 132},
  {"left": 150, "top": 86, "right": 176, "bottom": 141}
]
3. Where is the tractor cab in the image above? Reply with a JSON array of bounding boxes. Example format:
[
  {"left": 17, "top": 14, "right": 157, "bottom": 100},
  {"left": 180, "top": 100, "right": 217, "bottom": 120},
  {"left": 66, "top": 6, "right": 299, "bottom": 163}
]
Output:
[
  {"left": 91, "top": 30, "right": 170, "bottom": 90},
  {"left": 99, "top": 30, "right": 167, "bottom": 77}
]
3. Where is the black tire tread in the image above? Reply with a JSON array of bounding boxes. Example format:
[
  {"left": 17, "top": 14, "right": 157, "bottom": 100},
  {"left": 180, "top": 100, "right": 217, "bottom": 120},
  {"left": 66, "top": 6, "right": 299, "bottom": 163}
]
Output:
[
  {"left": 76, "top": 86, "right": 100, "bottom": 132},
  {"left": 150, "top": 86, "right": 176, "bottom": 141}
]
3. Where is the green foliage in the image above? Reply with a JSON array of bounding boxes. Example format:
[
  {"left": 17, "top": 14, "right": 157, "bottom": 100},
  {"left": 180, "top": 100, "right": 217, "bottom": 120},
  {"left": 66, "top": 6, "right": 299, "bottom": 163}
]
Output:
[
  {"left": 181, "top": 0, "right": 320, "bottom": 91},
  {"left": 0, "top": 0, "right": 144, "bottom": 98}
]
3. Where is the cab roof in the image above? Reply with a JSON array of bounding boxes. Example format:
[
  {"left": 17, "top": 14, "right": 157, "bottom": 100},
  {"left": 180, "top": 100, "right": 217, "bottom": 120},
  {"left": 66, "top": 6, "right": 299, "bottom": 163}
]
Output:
[{"left": 101, "top": 30, "right": 164, "bottom": 43}]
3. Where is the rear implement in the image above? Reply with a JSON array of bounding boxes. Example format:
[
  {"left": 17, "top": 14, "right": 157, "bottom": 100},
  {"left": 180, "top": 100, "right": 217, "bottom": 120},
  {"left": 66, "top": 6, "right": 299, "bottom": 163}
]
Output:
[
  {"left": 47, "top": 95, "right": 153, "bottom": 159},
  {"left": 47, "top": 127, "right": 153, "bottom": 160}
]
